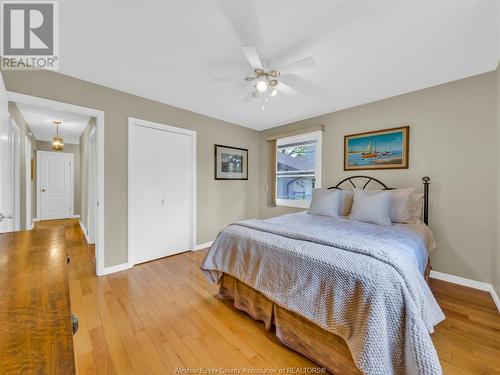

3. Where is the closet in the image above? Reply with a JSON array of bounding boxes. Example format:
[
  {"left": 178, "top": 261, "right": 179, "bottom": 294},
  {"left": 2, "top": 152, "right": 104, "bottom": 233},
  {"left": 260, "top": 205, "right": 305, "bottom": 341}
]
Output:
[{"left": 128, "top": 119, "right": 195, "bottom": 265}]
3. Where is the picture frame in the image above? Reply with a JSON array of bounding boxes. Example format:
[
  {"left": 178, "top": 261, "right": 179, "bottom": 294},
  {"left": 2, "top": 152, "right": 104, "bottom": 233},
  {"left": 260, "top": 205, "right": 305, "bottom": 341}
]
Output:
[
  {"left": 214, "top": 144, "right": 248, "bottom": 180},
  {"left": 31, "top": 158, "right": 35, "bottom": 181},
  {"left": 344, "top": 126, "right": 409, "bottom": 170}
]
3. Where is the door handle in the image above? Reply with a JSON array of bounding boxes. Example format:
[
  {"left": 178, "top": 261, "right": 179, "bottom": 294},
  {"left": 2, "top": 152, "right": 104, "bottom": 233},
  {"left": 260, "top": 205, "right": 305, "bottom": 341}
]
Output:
[
  {"left": 41, "top": 189, "right": 46, "bottom": 192},
  {"left": 72, "top": 314, "right": 78, "bottom": 335}
]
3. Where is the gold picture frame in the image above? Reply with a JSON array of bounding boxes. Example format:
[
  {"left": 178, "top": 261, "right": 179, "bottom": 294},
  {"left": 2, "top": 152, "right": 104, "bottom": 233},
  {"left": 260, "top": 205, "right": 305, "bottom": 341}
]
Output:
[
  {"left": 31, "top": 158, "right": 35, "bottom": 181},
  {"left": 344, "top": 126, "right": 409, "bottom": 171}
]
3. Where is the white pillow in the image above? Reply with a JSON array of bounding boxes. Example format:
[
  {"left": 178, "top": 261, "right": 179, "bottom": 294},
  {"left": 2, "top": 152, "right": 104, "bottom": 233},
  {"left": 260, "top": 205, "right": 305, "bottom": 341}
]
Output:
[
  {"left": 349, "top": 189, "right": 393, "bottom": 225},
  {"left": 308, "top": 188, "right": 341, "bottom": 217},
  {"left": 339, "top": 190, "right": 354, "bottom": 216},
  {"left": 389, "top": 188, "right": 414, "bottom": 223},
  {"left": 356, "top": 188, "right": 414, "bottom": 223},
  {"left": 411, "top": 193, "right": 424, "bottom": 221}
]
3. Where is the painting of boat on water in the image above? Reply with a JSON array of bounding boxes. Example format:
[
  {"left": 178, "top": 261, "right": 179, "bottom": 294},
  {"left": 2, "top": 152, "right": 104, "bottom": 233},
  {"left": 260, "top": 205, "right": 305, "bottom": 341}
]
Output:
[{"left": 344, "top": 126, "right": 409, "bottom": 170}]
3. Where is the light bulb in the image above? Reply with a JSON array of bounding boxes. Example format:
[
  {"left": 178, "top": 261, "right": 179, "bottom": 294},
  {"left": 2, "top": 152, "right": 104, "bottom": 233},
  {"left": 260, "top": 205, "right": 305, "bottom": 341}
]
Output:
[
  {"left": 256, "top": 79, "right": 268, "bottom": 93},
  {"left": 261, "top": 105, "right": 265, "bottom": 111},
  {"left": 270, "top": 88, "right": 278, "bottom": 97},
  {"left": 265, "top": 98, "right": 270, "bottom": 103}
]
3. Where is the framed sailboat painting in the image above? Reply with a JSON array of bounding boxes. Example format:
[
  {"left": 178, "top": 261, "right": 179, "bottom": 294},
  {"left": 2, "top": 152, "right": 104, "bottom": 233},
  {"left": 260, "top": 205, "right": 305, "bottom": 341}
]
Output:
[{"left": 344, "top": 126, "right": 409, "bottom": 170}]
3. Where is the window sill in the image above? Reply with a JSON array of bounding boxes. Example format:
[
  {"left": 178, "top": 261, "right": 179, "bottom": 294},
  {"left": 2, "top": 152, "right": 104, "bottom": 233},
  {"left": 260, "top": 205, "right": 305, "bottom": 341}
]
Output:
[{"left": 276, "top": 199, "right": 310, "bottom": 209}]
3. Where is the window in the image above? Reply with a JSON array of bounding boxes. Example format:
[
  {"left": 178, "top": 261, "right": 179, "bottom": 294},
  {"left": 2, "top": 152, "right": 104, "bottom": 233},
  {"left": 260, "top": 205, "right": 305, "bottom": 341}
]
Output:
[{"left": 276, "top": 131, "right": 322, "bottom": 208}]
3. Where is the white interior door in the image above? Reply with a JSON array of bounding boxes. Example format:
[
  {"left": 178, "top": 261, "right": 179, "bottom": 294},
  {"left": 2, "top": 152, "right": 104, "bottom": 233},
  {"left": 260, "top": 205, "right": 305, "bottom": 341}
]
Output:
[
  {"left": 164, "top": 130, "right": 193, "bottom": 253},
  {"left": 130, "top": 125, "right": 167, "bottom": 264},
  {"left": 0, "top": 72, "right": 13, "bottom": 233},
  {"left": 88, "top": 128, "right": 97, "bottom": 244},
  {"left": 25, "top": 137, "right": 32, "bottom": 230},
  {"left": 10, "top": 118, "right": 20, "bottom": 231},
  {"left": 129, "top": 120, "right": 195, "bottom": 266},
  {"left": 38, "top": 151, "right": 74, "bottom": 220}
]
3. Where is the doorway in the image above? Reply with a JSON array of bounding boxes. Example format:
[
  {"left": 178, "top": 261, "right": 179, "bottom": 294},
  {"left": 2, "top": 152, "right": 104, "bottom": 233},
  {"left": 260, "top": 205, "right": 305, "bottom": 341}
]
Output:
[
  {"left": 7, "top": 92, "right": 106, "bottom": 276},
  {"left": 128, "top": 117, "right": 196, "bottom": 266}
]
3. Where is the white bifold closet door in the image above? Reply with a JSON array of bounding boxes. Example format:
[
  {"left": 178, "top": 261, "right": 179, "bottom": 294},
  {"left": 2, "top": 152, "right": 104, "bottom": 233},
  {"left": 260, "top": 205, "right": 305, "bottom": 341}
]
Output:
[{"left": 129, "top": 122, "right": 194, "bottom": 265}]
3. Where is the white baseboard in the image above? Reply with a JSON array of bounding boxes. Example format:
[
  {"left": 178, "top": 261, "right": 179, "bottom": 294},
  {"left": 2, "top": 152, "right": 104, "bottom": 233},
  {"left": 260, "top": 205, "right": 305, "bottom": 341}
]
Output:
[
  {"left": 101, "top": 262, "right": 131, "bottom": 276},
  {"left": 193, "top": 241, "right": 214, "bottom": 251},
  {"left": 430, "top": 270, "right": 490, "bottom": 291},
  {"left": 72, "top": 214, "right": 80, "bottom": 219},
  {"left": 491, "top": 286, "right": 500, "bottom": 312},
  {"left": 79, "top": 220, "right": 90, "bottom": 243},
  {"left": 430, "top": 270, "right": 500, "bottom": 312}
]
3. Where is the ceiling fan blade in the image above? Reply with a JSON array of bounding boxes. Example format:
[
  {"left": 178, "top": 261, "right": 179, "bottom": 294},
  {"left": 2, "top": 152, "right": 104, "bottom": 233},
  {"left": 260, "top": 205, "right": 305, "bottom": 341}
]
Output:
[
  {"left": 241, "top": 46, "right": 263, "bottom": 70},
  {"left": 276, "top": 56, "right": 315, "bottom": 76},
  {"left": 217, "top": 1, "right": 263, "bottom": 47},
  {"left": 277, "top": 82, "right": 299, "bottom": 98},
  {"left": 244, "top": 90, "right": 259, "bottom": 102},
  {"left": 211, "top": 76, "right": 242, "bottom": 82}
]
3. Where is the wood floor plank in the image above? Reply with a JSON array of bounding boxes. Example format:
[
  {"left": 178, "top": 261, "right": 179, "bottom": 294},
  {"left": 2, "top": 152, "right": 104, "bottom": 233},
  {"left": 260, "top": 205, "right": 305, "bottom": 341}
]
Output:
[{"left": 32, "top": 219, "right": 500, "bottom": 375}]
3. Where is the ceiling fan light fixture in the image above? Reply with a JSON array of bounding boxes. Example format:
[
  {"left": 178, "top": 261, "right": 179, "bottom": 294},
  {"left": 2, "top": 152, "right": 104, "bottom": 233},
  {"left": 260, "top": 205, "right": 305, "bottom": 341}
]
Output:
[
  {"left": 256, "top": 79, "right": 268, "bottom": 93},
  {"left": 270, "top": 88, "right": 278, "bottom": 97}
]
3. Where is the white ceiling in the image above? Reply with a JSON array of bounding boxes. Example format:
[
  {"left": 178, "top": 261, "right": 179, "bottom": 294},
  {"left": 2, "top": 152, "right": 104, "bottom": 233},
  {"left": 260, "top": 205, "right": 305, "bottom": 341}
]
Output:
[
  {"left": 15, "top": 102, "right": 91, "bottom": 144},
  {"left": 59, "top": 0, "right": 499, "bottom": 131}
]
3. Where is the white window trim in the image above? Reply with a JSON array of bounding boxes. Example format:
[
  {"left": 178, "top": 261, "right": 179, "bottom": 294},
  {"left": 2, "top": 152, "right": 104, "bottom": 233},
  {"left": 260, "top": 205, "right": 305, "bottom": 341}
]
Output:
[{"left": 276, "top": 130, "right": 322, "bottom": 209}]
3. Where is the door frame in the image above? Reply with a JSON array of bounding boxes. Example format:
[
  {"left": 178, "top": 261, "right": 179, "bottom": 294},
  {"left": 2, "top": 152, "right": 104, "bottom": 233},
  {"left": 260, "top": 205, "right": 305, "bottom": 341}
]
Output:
[
  {"left": 25, "top": 136, "right": 32, "bottom": 229},
  {"left": 7, "top": 91, "right": 106, "bottom": 276},
  {"left": 127, "top": 117, "right": 197, "bottom": 268},
  {"left": 36, "top": 150, "right": 75, "bottom": 220},
  {"left": 87, "top": 126, "right": 96, "bottom": 245},
  {"left": 9, "top": 116, "right": 20, "bottom": 231}
]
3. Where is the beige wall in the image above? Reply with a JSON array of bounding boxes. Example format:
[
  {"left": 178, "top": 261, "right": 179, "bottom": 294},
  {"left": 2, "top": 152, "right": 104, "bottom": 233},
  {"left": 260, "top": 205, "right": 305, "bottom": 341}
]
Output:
[
  {"left": 260, "top": 72, "right": 496, "bottom": 284},
  {"left": 36, "top": 141, "right": 81, "bottom": 216},
  {"left": 5, "top": 68, "right": 497, "bottom": 283},
  {"left": 2, "top": 70, "right": 261, "bottom": 268},
  {"left": 8, "top": 102, "right": 37, "bottom": 230},
  {"left": 79, "top": 117, "right": 96, "bottom": 233},
  {"left": 494, "top": 62, "right": 500, "bottom": 294}
]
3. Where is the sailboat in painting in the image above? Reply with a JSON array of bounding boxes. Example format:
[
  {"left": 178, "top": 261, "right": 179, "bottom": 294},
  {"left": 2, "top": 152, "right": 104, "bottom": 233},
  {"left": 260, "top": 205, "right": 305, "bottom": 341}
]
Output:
[{"left": 361, "top": 141, "right": 380, "bottom": 159}]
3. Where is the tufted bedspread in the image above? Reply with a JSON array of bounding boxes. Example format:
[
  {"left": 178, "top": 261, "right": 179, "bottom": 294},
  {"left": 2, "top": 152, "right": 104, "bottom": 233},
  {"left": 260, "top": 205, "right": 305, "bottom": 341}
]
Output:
[{"left": 201, "top": 212, "right": 444, "bottom": 375}]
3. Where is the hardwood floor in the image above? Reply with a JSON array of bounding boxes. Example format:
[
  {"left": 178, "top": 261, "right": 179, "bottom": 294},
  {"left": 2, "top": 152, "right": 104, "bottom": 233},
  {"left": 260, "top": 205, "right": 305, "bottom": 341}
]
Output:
[{"left": 37, "top": 219, "right": 500, "bottom": 374}]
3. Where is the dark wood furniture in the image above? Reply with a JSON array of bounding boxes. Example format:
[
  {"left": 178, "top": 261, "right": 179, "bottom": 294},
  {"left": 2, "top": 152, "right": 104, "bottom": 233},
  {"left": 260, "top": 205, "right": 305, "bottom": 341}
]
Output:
[{"left": 0, "top": 226, "right": 76, "bottom": 374}]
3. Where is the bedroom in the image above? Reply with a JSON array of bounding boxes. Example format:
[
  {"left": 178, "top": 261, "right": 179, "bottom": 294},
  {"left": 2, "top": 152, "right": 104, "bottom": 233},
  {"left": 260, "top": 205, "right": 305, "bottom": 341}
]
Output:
[{"left": 0, "top": 1, "right": 499, "bottom": 374}]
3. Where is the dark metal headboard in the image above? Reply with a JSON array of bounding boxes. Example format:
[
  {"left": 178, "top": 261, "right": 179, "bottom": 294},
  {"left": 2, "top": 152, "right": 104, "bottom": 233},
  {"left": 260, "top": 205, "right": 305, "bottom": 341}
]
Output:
[{"left": 326, "top": 175, "right": 431, "bottom": 225}]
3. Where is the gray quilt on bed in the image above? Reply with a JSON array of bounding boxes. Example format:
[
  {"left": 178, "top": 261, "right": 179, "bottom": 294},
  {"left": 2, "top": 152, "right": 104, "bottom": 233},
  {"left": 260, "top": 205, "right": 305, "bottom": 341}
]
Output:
[{"left": 201, "top": 213, "right": 445, "bottom": 375}]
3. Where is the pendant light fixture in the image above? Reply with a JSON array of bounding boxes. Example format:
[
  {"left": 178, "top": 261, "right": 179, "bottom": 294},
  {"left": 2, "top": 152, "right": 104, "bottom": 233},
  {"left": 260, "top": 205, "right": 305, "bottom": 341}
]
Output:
[{"left": 52, "top": 121, "right": 64, "bottom": 151}]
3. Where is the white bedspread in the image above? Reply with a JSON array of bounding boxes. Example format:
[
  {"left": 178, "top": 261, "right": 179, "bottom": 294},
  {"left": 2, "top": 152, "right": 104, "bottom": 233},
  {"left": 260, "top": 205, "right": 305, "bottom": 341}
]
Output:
[{"left": 201, "top": 213, "right": 445, "bottom": 375}]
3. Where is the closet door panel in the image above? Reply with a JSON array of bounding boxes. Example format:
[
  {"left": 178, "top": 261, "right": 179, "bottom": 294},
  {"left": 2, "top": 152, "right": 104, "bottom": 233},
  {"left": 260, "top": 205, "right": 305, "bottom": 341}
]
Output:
[
  {"left": 130, "top": 125, "right": 167, "bottom": 265},
  {"left": 163, "top": 130, "right": 193, "bottom": 254}
]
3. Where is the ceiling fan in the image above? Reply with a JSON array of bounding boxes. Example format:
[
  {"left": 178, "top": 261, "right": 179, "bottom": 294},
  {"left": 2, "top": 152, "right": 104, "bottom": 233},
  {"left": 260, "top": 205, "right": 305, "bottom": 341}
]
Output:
[{"left": 213, "top": 46, "right": 315, "bottom": 108}]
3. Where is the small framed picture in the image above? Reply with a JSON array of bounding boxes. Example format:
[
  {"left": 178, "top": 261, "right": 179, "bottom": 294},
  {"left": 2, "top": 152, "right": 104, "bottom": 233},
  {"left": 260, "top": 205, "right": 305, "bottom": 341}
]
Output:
[
  {"left": 214, "top": 144, "right": 248, "bottom": 180},
  {"left": 344, "top": 126, "right": 409, "bottom": 170}
]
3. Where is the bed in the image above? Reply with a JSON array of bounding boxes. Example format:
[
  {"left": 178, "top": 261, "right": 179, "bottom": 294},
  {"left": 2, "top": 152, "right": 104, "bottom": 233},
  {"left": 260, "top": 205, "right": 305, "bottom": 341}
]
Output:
[{"left": 201, "top": 176, "right": 444, "bottom": 375}]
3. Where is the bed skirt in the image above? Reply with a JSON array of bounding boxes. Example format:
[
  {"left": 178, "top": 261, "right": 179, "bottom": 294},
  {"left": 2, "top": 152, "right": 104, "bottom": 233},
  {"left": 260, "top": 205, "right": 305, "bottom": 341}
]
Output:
[
  {"left": 219, "top": 274, "right": 362, "bottom": 374},
  {"left": 218, "top": 260, "right": 432, "bottom": 374}
]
